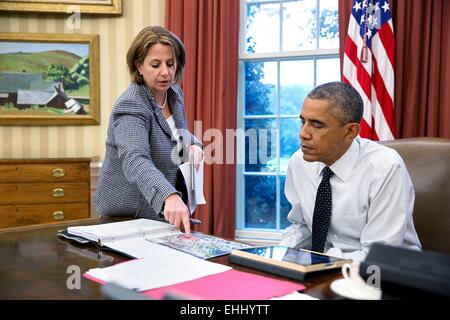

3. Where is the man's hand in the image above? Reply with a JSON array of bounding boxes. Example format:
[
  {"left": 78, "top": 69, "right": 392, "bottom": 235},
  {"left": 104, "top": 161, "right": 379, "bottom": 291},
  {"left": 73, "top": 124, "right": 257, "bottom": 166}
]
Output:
[{"left": 163, "top": 194, "right": 190, "bottom": 234}]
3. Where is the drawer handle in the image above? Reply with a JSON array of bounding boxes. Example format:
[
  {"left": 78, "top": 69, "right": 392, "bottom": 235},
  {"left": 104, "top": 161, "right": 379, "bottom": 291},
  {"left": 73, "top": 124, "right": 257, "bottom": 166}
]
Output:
[
  {"left": 52, "top": 211, "right": 65, "bottom": 221},
  {"left": 52, "top": 188, "right": 65, "bottom": 198},
  {"left": 52, "top": 168, "right": 66, "bottom": 178}
]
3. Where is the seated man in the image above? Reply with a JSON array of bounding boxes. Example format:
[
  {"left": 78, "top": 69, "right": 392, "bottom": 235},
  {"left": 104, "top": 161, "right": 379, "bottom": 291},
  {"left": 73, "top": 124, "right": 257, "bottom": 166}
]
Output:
[{"left": 279, "top": 82, "right": 421, "bottom": 261}]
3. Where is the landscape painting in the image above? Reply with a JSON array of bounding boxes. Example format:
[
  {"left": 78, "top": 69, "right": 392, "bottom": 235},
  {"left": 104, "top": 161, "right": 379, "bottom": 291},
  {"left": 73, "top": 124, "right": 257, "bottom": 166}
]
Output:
[{"left": 0, "top": 33, "right": 99, "bottom": 125}]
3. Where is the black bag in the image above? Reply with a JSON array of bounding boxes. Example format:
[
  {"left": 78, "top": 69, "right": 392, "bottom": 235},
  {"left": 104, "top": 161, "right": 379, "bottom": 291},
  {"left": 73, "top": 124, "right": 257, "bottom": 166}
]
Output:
[{"left": 360, "top": 243, "right": 450, "bottom": 298}]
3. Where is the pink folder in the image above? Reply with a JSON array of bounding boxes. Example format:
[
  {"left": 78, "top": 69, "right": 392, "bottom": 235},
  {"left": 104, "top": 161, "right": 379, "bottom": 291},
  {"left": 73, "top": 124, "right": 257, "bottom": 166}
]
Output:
[{"left": 143, "top": 269, "right": 305, "bottom": 300}]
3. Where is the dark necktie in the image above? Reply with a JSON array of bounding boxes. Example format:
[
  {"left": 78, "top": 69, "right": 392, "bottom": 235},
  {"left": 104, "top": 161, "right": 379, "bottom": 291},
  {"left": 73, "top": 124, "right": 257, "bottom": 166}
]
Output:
[{"left": 311, "top": 166, "right": 334, "bottom": 253}]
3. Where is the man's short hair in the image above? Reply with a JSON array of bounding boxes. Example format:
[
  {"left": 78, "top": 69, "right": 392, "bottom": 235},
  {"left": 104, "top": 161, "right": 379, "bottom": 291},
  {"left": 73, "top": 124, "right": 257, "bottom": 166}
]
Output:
[{"left": 306, "top": 82, "right": 364, "bottom": 124}]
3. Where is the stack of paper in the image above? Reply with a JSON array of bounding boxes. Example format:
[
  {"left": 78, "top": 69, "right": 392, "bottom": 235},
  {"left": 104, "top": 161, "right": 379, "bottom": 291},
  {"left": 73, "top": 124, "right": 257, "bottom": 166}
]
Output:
[
  {"left": 85, "top": 241, "right": 231, "bottom": 291},
  {"left": 83, "top": 237, "right": 307, "bottom": 299},
  {"left": 84, "top": 241, "right": 306, "bottom": 299}
]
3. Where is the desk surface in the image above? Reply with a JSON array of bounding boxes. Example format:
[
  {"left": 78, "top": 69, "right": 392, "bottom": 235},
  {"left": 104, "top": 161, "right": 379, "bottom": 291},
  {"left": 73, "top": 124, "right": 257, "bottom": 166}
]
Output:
[{"left": 0, "top": 218, "right": 342, "bottom": 300}]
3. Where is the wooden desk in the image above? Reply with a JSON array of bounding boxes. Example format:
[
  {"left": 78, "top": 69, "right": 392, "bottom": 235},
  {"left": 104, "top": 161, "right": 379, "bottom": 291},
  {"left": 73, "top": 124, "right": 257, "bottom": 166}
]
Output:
[{"left": 0, "top": 218, "right": 342, "bottom": 300}]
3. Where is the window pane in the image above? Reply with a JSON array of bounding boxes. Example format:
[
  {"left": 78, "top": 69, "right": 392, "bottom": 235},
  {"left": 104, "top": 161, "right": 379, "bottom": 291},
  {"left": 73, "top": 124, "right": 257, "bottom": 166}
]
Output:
[
  {"left": 282, "top": 0, "right": 317, "bottom": 51},
  {"left": 279, "top": 118, "right": 300, "bottom": 173},
  {"left": 239, "top": 0, "right": 340, "bottom": 235},
  {"left": 316, "top": 58, "right": 340, "bottom": 85},
  {"left": 245, "top": 175, "right": 276, "bottom": 229},
  {"left": 319, "top": 0, "right": 339, "bottom": 49},
  {"left": 244, "top": 61, "right": 277, "bottom": 116},
  {"left": 246, "top": 3, "right": 280, "bottom": 53},
  {"left": 245, "top": 118, "right": 278, "bottom": 173},
  {"left": 280, "top": 175, "right": 291, "bottom": 229},
  {"left": 280, "top": 59, "right": 314, "bottom": 116}
]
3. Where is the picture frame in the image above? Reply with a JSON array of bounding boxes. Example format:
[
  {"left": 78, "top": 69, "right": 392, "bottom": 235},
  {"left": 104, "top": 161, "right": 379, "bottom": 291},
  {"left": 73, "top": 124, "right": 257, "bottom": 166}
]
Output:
[
  {"left": 0, "top": 0, "right": 122, "bottom": 15},
  {"left": 0, "top": 32, "right": 100, "bottom": 126}
]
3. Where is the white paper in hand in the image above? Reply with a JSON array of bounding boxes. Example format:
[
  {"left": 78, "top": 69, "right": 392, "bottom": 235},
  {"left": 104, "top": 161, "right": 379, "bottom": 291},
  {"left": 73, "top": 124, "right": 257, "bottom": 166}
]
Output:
[{"left": 179, "top": 160, "right": 206, "bottom": 213}]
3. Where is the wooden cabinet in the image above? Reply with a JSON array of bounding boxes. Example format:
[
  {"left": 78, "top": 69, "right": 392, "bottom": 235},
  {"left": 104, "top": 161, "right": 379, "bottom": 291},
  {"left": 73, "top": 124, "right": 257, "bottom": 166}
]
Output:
[{"left": 0, "top": 158, "right": 91, "bottom": 229}]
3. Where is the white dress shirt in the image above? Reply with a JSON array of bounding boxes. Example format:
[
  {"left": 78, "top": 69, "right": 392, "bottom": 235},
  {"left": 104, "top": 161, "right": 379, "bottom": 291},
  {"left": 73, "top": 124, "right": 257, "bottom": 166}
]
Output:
[
  {"left": 279, "top": 137, "right": 422, "bottom": 261},
  {"left": 166, "top": 115, "right": 183, "bottom": 154}
]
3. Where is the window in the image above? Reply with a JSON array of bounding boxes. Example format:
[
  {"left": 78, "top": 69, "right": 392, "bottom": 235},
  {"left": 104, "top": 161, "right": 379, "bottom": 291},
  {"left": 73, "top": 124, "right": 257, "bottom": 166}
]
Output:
[{"left": 236, "top": 0, "right": 340, "bottom": 243}]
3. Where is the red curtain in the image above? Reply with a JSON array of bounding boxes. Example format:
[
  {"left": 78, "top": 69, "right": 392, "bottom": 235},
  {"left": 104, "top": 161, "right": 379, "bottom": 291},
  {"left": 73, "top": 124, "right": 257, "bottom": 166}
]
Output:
[
  {"left": 339, "top": 0, "right": 450, "bottom": 139},
  {"left": 165, "top": 0, "right": 239, "bottom": 239}
]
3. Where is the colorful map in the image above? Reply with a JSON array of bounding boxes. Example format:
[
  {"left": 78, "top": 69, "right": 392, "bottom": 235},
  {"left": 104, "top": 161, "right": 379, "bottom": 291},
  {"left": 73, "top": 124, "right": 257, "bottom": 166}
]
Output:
[{"left": 148, "top": 232, "right": 251, "bottom": 259}]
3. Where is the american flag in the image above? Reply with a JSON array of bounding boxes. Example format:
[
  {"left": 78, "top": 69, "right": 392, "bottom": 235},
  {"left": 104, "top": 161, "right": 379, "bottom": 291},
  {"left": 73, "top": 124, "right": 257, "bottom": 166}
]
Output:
[{"left": 342, "top": 0, "right": 395, "bottom": 141}]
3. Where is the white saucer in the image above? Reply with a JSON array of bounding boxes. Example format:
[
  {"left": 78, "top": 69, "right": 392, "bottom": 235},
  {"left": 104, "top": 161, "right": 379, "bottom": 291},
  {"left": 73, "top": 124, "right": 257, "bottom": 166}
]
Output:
[{"left": 330, "top": 278, "right": 382, "bottom": 300}]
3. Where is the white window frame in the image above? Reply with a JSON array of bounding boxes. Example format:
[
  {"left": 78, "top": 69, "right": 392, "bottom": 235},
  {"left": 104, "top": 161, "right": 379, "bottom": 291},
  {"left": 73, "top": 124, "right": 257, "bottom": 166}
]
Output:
[{"left": 236, "top": 0, "right": 339, "bottom": 244}]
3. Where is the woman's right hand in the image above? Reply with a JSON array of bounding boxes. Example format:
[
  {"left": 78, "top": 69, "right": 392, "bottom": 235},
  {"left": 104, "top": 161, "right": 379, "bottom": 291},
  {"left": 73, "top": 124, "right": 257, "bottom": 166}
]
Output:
[{"left": 163, "top": 194, "right": 191, "bottom": 234}]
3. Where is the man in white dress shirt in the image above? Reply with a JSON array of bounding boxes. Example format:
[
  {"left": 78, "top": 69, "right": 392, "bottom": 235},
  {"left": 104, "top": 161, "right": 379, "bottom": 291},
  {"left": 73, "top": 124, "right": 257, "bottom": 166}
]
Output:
[{"left": 280, "top": 82, "right": 421, "bottom": 261}]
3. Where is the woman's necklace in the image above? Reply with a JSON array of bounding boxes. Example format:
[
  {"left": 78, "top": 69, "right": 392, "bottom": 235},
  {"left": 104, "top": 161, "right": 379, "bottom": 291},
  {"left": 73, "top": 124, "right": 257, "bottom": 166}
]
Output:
[{"left": 156, "top": 92, "right": 167, "bottom": 110}]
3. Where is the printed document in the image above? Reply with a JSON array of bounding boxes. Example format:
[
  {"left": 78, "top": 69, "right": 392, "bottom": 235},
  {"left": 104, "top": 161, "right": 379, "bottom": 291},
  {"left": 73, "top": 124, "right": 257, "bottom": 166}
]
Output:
[{"left": 85, "top": 241, "right": 231, "bottom": 291}]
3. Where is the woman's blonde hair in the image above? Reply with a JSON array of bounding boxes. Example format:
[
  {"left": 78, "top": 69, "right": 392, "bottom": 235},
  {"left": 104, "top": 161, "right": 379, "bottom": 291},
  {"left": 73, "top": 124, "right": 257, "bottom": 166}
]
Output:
[{"left": 126, "top": 26, "right": 186, "bottom": 84}]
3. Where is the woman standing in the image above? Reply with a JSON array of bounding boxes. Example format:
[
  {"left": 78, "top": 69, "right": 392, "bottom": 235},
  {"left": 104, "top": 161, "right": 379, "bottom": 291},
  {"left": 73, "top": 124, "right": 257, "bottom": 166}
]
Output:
[{"left": 95, "top": 26, "right": 203, "bottom": 233}]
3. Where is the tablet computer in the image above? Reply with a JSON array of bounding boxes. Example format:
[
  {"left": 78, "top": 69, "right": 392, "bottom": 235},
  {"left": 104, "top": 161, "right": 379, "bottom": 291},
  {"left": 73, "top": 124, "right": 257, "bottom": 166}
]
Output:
[{"left": 229, "top": 245, "right": 352, "bottom": 281}]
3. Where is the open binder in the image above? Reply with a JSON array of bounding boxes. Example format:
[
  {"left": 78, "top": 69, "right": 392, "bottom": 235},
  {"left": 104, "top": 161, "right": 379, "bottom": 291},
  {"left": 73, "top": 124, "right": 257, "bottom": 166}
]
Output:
[
  {"left": 64, "top": 218, "right": 179, "bottom": 246},
  {"left": 58, "top": 218, "right": 250, "bottom": 260}
]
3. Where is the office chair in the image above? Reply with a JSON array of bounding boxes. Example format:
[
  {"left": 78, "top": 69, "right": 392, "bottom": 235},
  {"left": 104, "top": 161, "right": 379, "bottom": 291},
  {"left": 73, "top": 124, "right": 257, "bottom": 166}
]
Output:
[{"left": 380, "top": 137, "right": 450, "bottom": 254}]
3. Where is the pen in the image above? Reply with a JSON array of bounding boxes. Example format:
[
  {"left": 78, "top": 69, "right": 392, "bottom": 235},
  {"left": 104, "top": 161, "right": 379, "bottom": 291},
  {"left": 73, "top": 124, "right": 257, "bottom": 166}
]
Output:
[
  {"left": 190, "top": 144, "right": 195, "bottom": 192},
  {"left": 189, "top": 218, "right": 202, "bottom": 225},
  {"left": 190, "top": 158, "right": 195, "bottom": 191}
]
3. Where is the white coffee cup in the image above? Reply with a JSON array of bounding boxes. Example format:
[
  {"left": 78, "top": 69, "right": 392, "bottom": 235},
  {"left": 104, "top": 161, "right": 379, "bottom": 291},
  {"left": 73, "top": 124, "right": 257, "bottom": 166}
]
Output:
[
  {"left": 341, "top": 262, "right": 382, "bottom": 300},
  {"left": 342, "top": 262, "right": 366, "bottom": 287}
]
